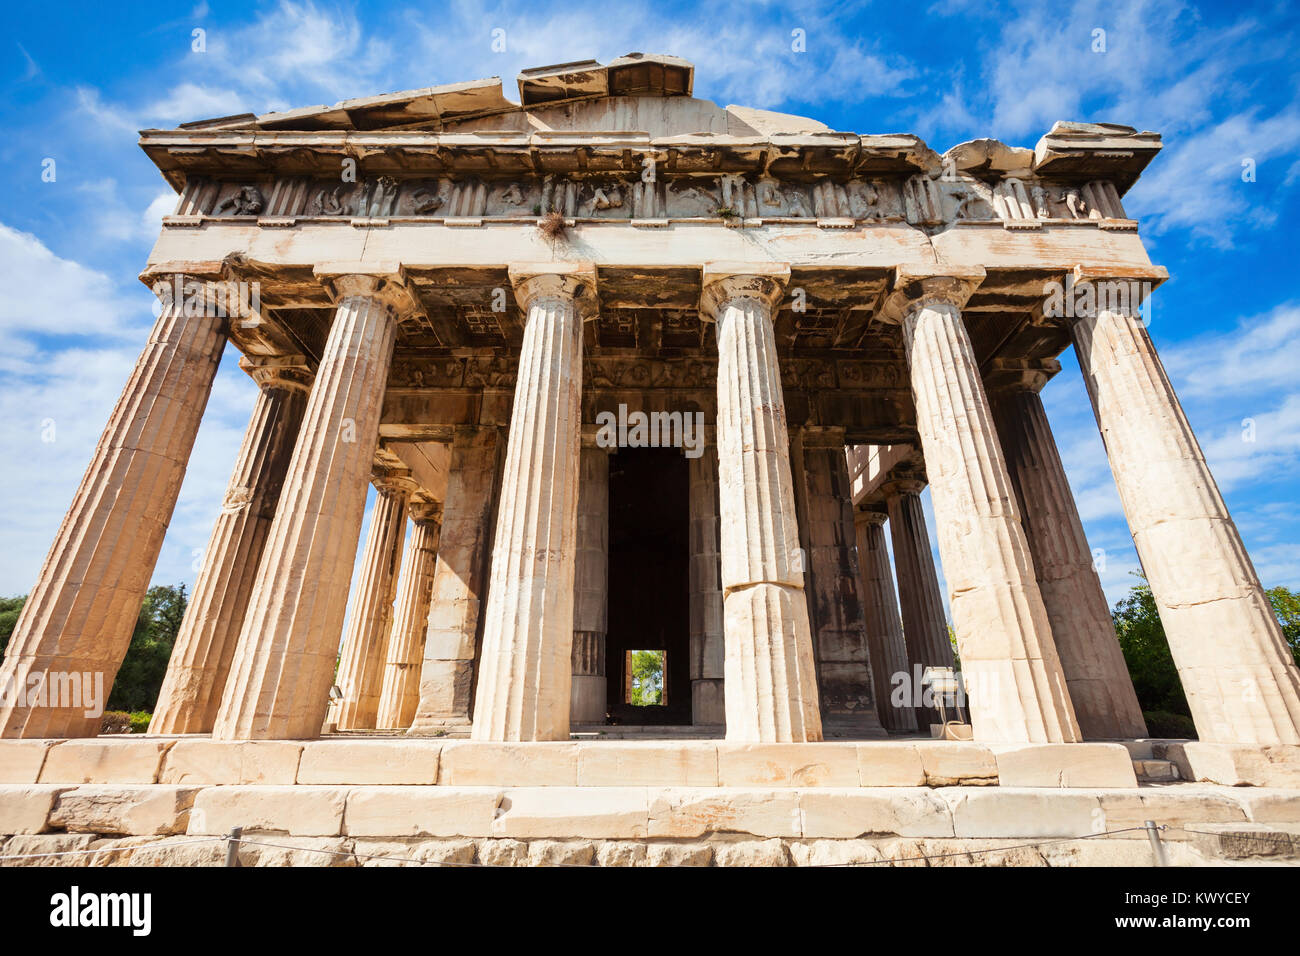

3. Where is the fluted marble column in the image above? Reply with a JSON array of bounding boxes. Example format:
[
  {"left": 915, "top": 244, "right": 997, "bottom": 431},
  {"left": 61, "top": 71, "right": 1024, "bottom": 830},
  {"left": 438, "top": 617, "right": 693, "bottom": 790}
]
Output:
[
  {"left": 885, "top": 480, "right": 954, "bottom": 727},
  {"left": 794, "top": 434, "right": 883, "bottom": 736},
  {"left": 334, "top": 473, "right": 414, "bottom": 730},
  {"left": 150, "top": 358, "right": 311, "bottom": 735},
  {"left": 988, "top": 362, "right": 1147, "bottom": 740},
  {"left": 0, "top": 282, "right": 225, "bottom": 738},
  {"left": 1071, "top": 281, "right": 1300, "bottom": 744},
  {"left": 893, "top": 268, "right": 1079, "bottom": 743},
  {"left": 688, "top": 444, "right": 725, "bottom": 726},
  {"left": 213, "top": 268, "right": 411, "bottom": 740},
  {"left": 571, "top": 444, "right": 610, "bottom": 724},
  {"left": 855, "top": 510, "right": 918, "bottom": 734},
  {"left": 409, "top": 426, "right": 500, "bottom": 733},
  {"left": 702, "top": 263, "right": 822, "bottom": 743},
  {"left": 376, "top": 501, "right": 441, "bottom": 731},
  {"left": 471, "top": 264, "right": 591, "bottom": 741}
]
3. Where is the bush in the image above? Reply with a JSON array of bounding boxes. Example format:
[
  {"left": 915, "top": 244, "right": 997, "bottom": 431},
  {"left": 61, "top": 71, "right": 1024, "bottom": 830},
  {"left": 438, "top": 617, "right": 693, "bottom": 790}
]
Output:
[
  {"left": 129, "top": 711, "right": 152, "bottom": 734},
  {"left": 100, "top": 711, "right": 132, "bottom": 734},
  {"left": 1142, "top": 710, "right": 1197, "bottom": 740}
]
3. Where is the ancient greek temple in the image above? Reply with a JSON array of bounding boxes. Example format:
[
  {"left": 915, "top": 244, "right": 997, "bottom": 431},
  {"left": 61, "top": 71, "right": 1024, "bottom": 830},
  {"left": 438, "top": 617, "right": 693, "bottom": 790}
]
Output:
[{"left": 2, "top": 54, "right": 1298, "bottom": 786}]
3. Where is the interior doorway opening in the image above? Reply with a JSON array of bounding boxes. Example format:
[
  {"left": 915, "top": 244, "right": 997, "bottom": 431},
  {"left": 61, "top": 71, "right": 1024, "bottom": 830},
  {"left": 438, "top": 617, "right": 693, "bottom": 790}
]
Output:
[{"left": 606, "top": 447, "right": 691, "bottom": 725}]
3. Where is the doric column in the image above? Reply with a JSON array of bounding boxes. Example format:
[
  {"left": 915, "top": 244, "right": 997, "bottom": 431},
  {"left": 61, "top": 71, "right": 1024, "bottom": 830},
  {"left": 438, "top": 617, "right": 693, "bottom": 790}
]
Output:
[
  {"left": 0, "top": 275, "right": 226, "bottom": 738},
  {"left": 471, "top": 263, "right": 594, "bottom": 741},
  {"left": 1070, "top": 271, "right": 1300, "bottom": 744},
  {"left": 688, "top": 442, "right": 725, "bottom": 726},
  {"left": 854, "top": 509, "right": 918, "bottom": 734},
  {"left": 150, "top": 357, "right": 311, "bottom": 735},
  {"left": 884, "top": 479, "right": 954, "bottom": 728},
  {"left": 701, "top": 262, "right": 822, "bottom": 743},
  {"left": 570, "top": 443, "right": 610, "bottom": 725},
  {"left": 987, "top": 359, "right": 1147, "bottom": 739},
  {"left": 793, "top": 430, "right": 884, "bottom": 736},
  {"left": 889, "top": 266, "right": 1080, "bottom": 743},
  {"left": 212, "top": 266, "right": 414, "bottom": 740},
  {"left": 334, "top": 472, "right": 414, "bottom": 730},
  {"left": 409, "top": 426, "right": 500, "bottom": 733},
  {"left": 375, "top": 500, "right": 441, "bottom": 731}
]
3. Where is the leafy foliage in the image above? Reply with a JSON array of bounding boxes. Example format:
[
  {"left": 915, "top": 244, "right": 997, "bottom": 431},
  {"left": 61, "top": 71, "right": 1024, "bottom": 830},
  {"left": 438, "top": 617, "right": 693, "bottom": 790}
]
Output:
[
  {"left": 0, "top": 595, "right": 26, "bottom": 659},
  {"left": 1267, "top": 586, "right": 1300, "bottom": 666},
  {"left": 1111, "top": 574, "right": 1190, "bottom": 718},
  {"left": 106, "top": 584, "right": 188, "bottom": 713},
  {"left": 629, "top": 650, "right": 664, "bottom": 706}
]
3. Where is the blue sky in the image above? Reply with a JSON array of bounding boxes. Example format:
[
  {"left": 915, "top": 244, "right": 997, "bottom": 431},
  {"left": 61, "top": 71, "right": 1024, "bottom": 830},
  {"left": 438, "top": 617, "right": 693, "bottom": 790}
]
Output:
[{"left": 1, "top": 0, "right": 1298, "bottom": 616}]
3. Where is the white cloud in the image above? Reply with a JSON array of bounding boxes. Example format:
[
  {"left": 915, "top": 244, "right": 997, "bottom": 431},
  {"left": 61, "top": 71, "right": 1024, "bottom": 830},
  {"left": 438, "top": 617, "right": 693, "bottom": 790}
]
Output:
[
  {"left": 0, "top": 223, "right": 140, "bottom": 338},
  {"left": 143, "top": 83, "right": 246, "bottom": 124}
]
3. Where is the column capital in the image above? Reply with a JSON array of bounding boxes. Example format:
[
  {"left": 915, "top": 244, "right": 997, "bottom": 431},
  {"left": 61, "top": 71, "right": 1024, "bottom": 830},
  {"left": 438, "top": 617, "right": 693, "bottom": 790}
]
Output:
[
  {"left": 853, "top": 507, "right": 888, "bottom": 527},
  {"left": 313, "top": 262, "right": 424, "bottom": 318},
  {"left": 879, "top": 264, "right": 986, "bottom": 325},
  {"left": 508, "top": 262, "right": 599, "bottom": 321},
  {"left": 880, "top": 477, "right": 928, "bottom": 499},
  {"left": 699, "top": 261, "right": 791, "bottom": 321},
  {"left": 408, "top": 499, "right": 442, "bottom": 525},
  {"left": 238, "top": 354, "right": 314, "bottom": 394},
  {"left": 1061, "top": 263, "right": 1167, "bottom": 320},
  {"left": 372, "top": 469, "right": 419, "bottom": 496},
  {"left": 983, "top": 357, "right": 1062, "bottom": 395}
]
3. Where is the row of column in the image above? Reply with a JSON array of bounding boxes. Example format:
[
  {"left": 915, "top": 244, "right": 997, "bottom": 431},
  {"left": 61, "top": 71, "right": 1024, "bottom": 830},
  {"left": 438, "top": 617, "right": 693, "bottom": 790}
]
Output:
[{"left": 2, "top": 260, "right": 1297, "bottom": 746}]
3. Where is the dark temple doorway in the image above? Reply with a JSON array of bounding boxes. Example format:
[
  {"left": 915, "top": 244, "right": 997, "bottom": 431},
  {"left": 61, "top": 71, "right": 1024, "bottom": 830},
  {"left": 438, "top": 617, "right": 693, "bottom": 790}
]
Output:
[{"left": 606, "top": 447, "right": 691, "bottom": 725}]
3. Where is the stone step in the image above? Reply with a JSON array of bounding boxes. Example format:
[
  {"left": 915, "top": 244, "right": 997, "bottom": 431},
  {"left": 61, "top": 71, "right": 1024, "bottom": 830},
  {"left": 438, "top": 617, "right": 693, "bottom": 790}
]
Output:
[
  {"left": 1134, "top": 758, "right": 1182, "bottom": 783},
  {"left": 1185, "top": 823, "right": 1300, "bottom": 862}
]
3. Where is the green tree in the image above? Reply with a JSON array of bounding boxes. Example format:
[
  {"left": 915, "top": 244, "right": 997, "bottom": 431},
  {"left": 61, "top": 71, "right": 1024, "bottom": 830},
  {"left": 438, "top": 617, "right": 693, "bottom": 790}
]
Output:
[
  {"left": 1111, "top": 573, "right": 1190, "bottom": 718},
  {"left": 0, "top": 595, "right": 26, "bottom": 660},
  {"left": 107, "top": 584, "right": 188, "bottom": 713},
  {"left": 1267, "top": 586, "right": 1300, "bottom": 666},
  {"left": 629, "top": 650, "right": 664, "bottom": 706}
]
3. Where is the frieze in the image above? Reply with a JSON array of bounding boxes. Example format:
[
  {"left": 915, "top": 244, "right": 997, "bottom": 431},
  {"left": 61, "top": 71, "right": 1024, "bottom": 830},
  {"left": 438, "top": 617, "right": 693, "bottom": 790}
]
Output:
[{"left": 182, "top": 169, "right": 1127, "bottom": 227}]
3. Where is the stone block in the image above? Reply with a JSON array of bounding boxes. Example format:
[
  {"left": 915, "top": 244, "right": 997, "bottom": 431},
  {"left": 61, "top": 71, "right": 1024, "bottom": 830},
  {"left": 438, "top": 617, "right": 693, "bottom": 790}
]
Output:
[
  {"left": 798, "top": 788, "right": 955, "bottom": 838},
  {"left": 577, "top": 742, "right": 718, "bottom": 786},
  {"left": 493, "top": 788, "right": 650, "bottom": 840},
  {"left": 0, "top": 741, "right": 56, "bottom": 783},
  {"left": 414, "top": 840, "right": 477, "bottom": 866},
  {"left": 648, "top": 788, "right": 802, "bottom": 838},
  {"left": 343, "top": 786, "right": 499, "bottom": 837},
  {"left": 917, "top": 742, "right": 998, "bottom": 785},
  {"left": 1093, "top": 788, "right": 1248, "bottom": 840},
  {"left": 49, "top": 784, "right": 200, "bottom": 836},
  {"left": 717, "top": 743, "right": 860, "bottom": 787},
  {"left": 595, "top": 841, "right": 647, "bottom": 866},
  {"left": 1174, "top": 743, "right": 1300, "bottom": 788},
  {"left": 713, "top": 838, "right": 790, "bottom": 867},
  {"left": 39, "top": 740, "right": 173, "bottom": 784},
  {"left": 645, "top": 842, "right": 713, "bottom": 867},
  {"left": 440, "top": 742, "right": 579, "bottom": 786},
  {"left": 941, "top": 788, "right": 1101, "bottom": 838},
  {"left": 991, "top": 744, "right": 1138, "bottom": 788},
  {"left": 528, "top": 839, "right": 595, "bottom": 866},
  {"left": 477, "top": 838, "right": 528, "bottom": 867},
  {"left": 1230, "top": 789, "right": 1300, "bottom": 824},
  {"left": 0, "top": 784, "right": 66, "bottom": 833},
  {"left": 298, "top": 741, "right": 441, "bottom": 784},
  {"left": 856, "top": 743, "right": 926, "bottom": 786},
  {"left": 160, "top": 740, "right": 302, "bottom": 785},
  {"left": 187, "top": 786, "right": 347, "bottom": 836}
]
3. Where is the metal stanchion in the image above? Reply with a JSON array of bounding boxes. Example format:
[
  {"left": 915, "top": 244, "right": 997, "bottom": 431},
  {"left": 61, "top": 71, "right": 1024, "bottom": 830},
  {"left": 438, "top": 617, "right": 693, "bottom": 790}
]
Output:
[
  {"left": 1144, "top": 820, "right": 1168, "bottom": 867},
  {"left": 225, "top": 826, "right": 244, "bottom": 868}
]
